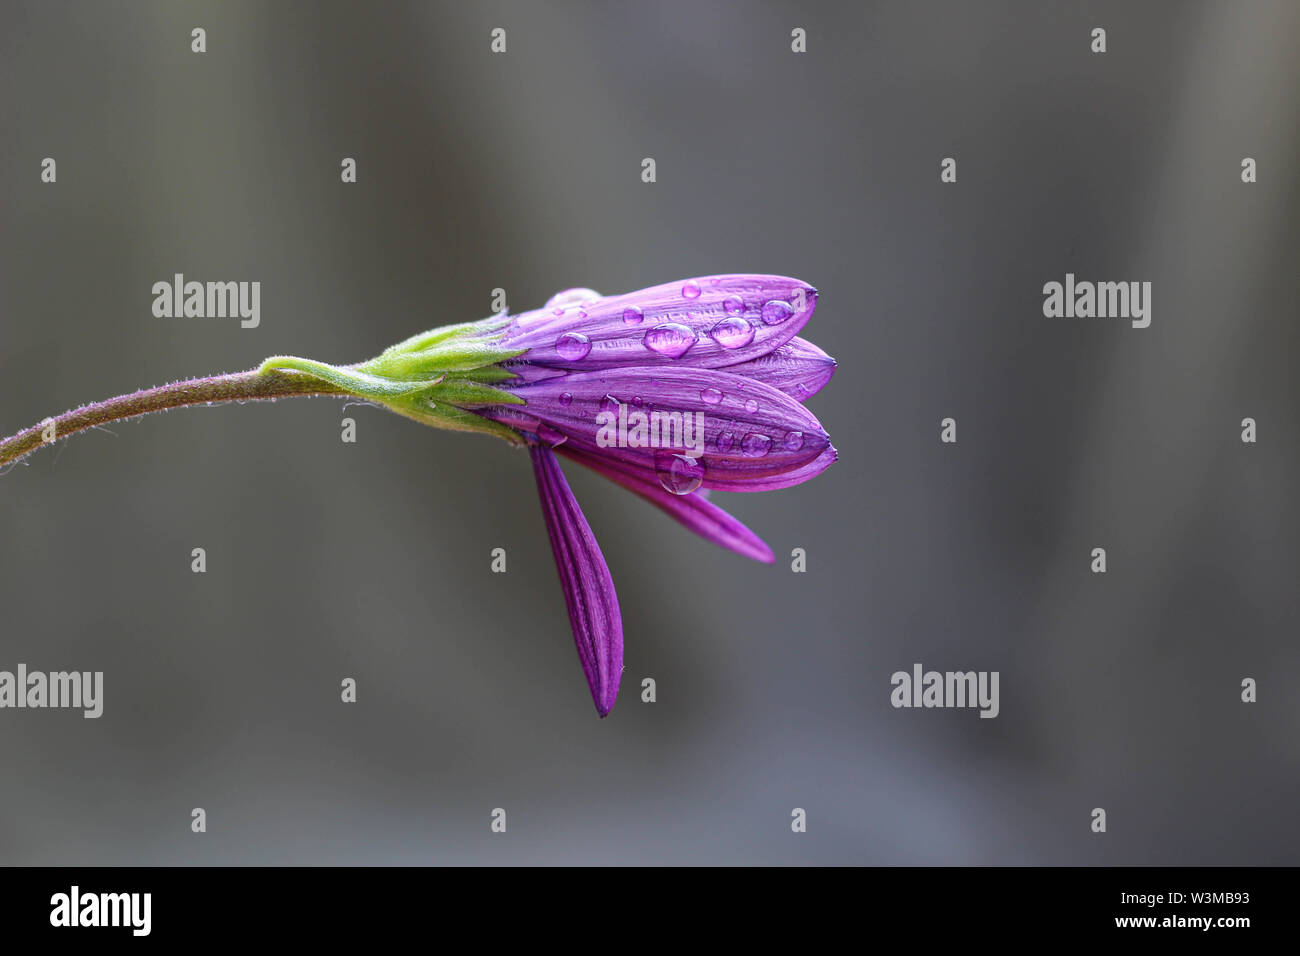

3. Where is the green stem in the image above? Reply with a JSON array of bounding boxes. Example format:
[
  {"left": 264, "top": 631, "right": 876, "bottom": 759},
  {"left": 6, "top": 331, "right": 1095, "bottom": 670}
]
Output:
[{"left": 0, "top": 369, "right": 349, "bottom": 469}]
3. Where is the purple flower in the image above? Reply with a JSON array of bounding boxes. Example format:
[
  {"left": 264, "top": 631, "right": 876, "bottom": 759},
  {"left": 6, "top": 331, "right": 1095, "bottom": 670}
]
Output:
[
  {"left": 478, "top": 275, "right": 837, "bottom": 716},
  {"left": 3, "top": 272, "right": 837, "bottom": 719}
]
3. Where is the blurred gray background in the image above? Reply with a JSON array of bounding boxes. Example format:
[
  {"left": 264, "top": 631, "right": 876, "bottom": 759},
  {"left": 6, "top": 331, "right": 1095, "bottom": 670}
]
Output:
[{"left": 2, "top": 1, "right": 1297, "bottom": 865}]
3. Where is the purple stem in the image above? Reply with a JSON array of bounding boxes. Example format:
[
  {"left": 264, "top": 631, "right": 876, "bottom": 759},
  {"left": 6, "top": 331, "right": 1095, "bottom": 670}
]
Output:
[{"left": 0, "top": 369, "right": 348, "bottom": 468}]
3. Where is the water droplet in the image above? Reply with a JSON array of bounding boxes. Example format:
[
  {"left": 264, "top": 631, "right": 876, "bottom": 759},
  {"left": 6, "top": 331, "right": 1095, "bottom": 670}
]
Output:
[
  {"left": 716, "top": 431, "right": 736, "bottom": 453},
  {"left": 643, "top": 322, "right": 697, "bottom": 359},
  {"left": 784, "top": 431, "right": 804, "bottom": 451},
  {"left": 682, "top": 281, "right": 702, "bottom": 299},
  {"left": 622, "top": 306, "right": 644, "bottom": 325},
  {"left": 552, "top": 307, "right": 565, "bottom": 316},
  {"left": 722, "top": 295, "right": 744, "bottom": 315},
  {"left": 546, "top": 288, "right": 601, "bottom": 310},
  {"left": 744, "top": 398, "right": 758, "bottom": 413},
  {"left": 555, "top": 331, "right": 591, "bottom": 361},
  {"left": 558, "top": 392, "right": 573, "bottom": 407},
  {"left": 537, "top": 423, "right": 567, "bottom": 448},
  {"left": 742, "top": 433, "right": 772, "bottom": 457},
  {"left": 761, "top": 299, "right": 794, "bottom": 325},
  {"left": 654, "top": 453, "right": 704, "bottom": 495},
  {"left": 701, "top": 387, "right": 723, "bottom": 405},
  {"left": 600, "top": 394, "right": 622, "bottom": 415},
  {"left": 708, "top": 316, "right": 755, "bottom": 350}
]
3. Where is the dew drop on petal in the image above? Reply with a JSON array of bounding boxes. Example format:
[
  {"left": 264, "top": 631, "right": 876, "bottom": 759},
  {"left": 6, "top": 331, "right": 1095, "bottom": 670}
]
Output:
[
  {"left": 744, "top": 398, "right": 758, "bottom": 413},
  {"left": 701, "top": 387, "right": 723, "bottom": 405},
  {"left": 761, "top": 299, "right": 794, "bottom": 325},
  {"left": 784, "top": 431, "right": 804, "bottom": 451},
  {"left": 600, "top": 394, "right": 622, "bottom": 415},
  {"left": 558, "top": 392, "right": 573, "bottom": 407},
  {"left": 742, "top": 433, "right": 772, "bottom": 457},
  {"left": 546, "top": 288, "right": 601, "bottom": 310},
  {"left": 716, "top": 430, "right": 736, "bottom": 453},
  {"left": 708, "top": 316, "right": 755, "bottom": 350},
  {"left": 722, "top": 295, "right": 744, "bottom": 316},
  {"left": 553, "top": 307, "right": 565, "bottom": 316},
  {"left": 622, "top": 306, "right": 644, "bottom": 325},
  {"left": 643, "top": 322, "right": 697, "bottom": 358},
  {"left": 654, "top": 453, "right": 704, "bottom": 495},
  {"left": 537, "top": 423, "right": 567, "bottom": 448},
  {"left": 555, "top": 331, "right": 592, "bottom": 361},
  {"left": 681, "top": 281, "right": 702, "bottom": 299}
]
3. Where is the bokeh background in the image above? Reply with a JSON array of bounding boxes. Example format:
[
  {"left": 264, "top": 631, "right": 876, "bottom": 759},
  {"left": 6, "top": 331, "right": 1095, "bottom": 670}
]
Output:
[{"left": 2, "top": 1, "right": 1297, "bottom": 865}]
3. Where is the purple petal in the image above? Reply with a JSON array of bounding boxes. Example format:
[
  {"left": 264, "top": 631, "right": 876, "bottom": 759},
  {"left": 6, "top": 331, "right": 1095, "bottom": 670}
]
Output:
[
  {"left": 701, "top": 443, "right": 839, "bottom": 493},
  {"left": 492, "top": 366, "right": 831, "bottom": 488},
  {"left": 498, "top": 362, "right": 570, "bottom": 386},
  {"left": 503, "top": 275, "right": 818, "bottom": 372},
  {"left": 558, "top": 445, "right": 775, "bottom": 563},
  {"left": 720, "top": 336, "right": 837, "bottom": 402},
  {"left": 528, "top": 443, "right": 624, "bottom": 716}
]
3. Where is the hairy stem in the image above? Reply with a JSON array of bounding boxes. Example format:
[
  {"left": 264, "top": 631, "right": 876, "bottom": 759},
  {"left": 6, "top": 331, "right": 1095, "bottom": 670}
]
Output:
[{"left": 0, "top": 369, "right": 349, "bottom": 468}]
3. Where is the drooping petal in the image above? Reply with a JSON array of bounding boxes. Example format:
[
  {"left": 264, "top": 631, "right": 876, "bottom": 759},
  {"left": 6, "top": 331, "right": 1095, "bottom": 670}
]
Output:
[
  {"left": 502, "top": 275, "right": 818, "bottom": 372},
  {"left": 528, "top": 443, "right": 623, "bottom": 716},
  {"left": 558, "top": 445, "right": 775, "bottom": 563},
  {"left": 490, "top": 365, "right": 832, "bottom": 489}
]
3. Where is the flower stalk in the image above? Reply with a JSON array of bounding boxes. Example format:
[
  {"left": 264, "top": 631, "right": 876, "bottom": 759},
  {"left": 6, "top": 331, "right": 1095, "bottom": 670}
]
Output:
[{"left": 0, "top": 369, "right": 349, "bottom": 469}]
